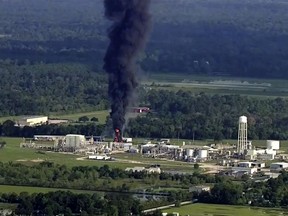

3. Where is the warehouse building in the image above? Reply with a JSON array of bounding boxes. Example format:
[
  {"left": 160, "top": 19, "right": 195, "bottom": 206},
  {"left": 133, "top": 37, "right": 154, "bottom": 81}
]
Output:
[
  {"left": 270, "top": 162, "right": 288, "bottom": 172},
  {"left": 16, "top": 116, "right": 48, "bottom": 127}
]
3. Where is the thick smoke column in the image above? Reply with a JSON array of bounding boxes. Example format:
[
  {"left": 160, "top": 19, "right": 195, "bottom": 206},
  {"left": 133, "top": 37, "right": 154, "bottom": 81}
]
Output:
[{"left": 103, "top": 0, "right": 151, "bottom": 137}]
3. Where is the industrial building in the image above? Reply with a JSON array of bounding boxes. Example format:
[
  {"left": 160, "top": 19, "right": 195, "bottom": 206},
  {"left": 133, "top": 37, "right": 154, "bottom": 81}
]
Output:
[
  {"left": 129, "top": 107, "right": 150, "bottom": 113},
  {"left": 231, "top": 167, "right": 258, "bottom": 175},
  {"left": 267, "top": 140, "right": 280, "bottom": 150},
  {"left": 88, "top": 154, "right": 111, "bottom": 160},
  {"left": 125, "top": 166, "right": 161, "bottom": 174},
  {"left": 16, "top": 113, "right": 287, "bottom": 183},
  {"left": 270, "top": 162, "right": 288, "bottom": 172},
  {"left": 16, "top": 116, "right": 48, "bottom": 127},
  {"left": 189, "top": 185, "right": 211, "bottom": 193}
]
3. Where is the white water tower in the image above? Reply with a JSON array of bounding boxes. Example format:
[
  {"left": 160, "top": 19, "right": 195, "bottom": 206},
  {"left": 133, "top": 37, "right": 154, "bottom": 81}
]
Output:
[{"left": 237, "top": 116, "right": 248, "bottom": 154}]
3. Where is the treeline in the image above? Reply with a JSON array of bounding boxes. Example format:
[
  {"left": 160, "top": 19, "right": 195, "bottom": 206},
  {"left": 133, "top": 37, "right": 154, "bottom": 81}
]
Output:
[
  {"left": 1, "top": 0, "right": 288, "bottom": 78},
  {"left": 2, "top": 91, "right": 288, "bottom": 141},
  {"left": 0, "top": 162, "right": 220, "bottom": 192},
  {"left": 127, "top": 90, "right": 288, "bottom": 140},
  {"left": 199, "top": 171, "right": 288, "bottom": 208},
  {"left": 0, "top": 120, "right": 105, "bottom": 137},
  {"left": 0, "top": 191, "right": 142, "bottom": 216},
  {"left": 0, "top": 63, "right": 108, "bottom": 116}
]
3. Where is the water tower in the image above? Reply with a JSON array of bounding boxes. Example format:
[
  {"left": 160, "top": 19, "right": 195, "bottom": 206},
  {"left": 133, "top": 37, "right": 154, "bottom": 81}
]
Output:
[{"left": 237, "top": 116, "right": 248, "bottom": 154}]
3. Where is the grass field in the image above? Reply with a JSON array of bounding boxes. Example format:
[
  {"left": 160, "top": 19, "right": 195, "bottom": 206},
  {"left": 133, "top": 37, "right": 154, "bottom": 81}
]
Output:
[
  {"left": 0, "top": 203, "right": 16, "bottom": 210},
  {"left": 1, "top": 137, "right": 288, "bottom": 171},
  {"left": 163, "top": 203, "right": 288, "bottom": 216},
  {"left": 0, "top": 137, "right": 196, "bottom": 172},
  {"left": 49, "top": 110, "right": 109, "bottom": 124},
  {"left": 144, "top": 73, "right": 288, "bottom": 98},
  {"left": 0, "top": 137, "right": 147, "bottom": 169},
  {"left": 0, "top": 110, "right": 109, "bottom": 124},
  {"left": 0, "top": 185, "right": 98, "bottom": 195}
]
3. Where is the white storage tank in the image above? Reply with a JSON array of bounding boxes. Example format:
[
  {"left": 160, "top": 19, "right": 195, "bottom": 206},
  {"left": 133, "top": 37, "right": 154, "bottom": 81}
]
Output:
[
  {"left": 198, "top": 149, "right": 208, "bottom": 158},
  {"left": 239, "top": 116, "right": 247, "bottom": 123},
  {"left": 267, "top": 140, "right": 280, "bottom": 150},
  {"left": 186, "top": 149, "right": 194, "bottom": 157},
  {"left": 65, "top": 134, "right": 86, "bottom": 148}
]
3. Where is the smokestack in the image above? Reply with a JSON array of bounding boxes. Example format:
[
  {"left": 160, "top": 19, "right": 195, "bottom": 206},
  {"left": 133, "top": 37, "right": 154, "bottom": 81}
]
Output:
[{"left": 103, "top": 0, "right": 152, "bottom": 134}]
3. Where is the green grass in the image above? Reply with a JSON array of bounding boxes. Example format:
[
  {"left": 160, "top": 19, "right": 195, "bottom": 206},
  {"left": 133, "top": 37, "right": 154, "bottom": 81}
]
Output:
[
  {"left": 0, "top": 185, "right": 98, "bottom": 195},
  {"left": 0, "top": 202, "right": 16, "bottom": 210},
  {"left": 163, "top": 203, "right": 287, "bottom": 216},
  {"left": 49, "top": 110, "right": 109, "bottom": 124},
  {"left": 0, "top": 137, "right": 145, "bottom": 169},
  {"left": 144, "top": 73, "right": 288, "bottom": 98},
  {"left": 0, "top": 110, "right": 109, "bottom": 124},
  {"left": 113, "top": 153, "right": 195, "bottom": 172},
  {"left": 0, "top": 137, "right": 197, "bottom": 172},
  {"left": 1, "top": 137, "right": 287, "bottom": 172}
]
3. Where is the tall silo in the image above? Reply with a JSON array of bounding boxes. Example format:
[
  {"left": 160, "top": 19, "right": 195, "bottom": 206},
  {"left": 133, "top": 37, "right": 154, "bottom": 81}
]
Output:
[{"left": 237, "top": 116, "right": 248, "bottom": 154}]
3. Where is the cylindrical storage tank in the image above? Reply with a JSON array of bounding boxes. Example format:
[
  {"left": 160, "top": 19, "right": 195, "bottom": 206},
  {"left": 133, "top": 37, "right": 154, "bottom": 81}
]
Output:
[
  {"left": 186, "top": 149, "right": 194, "bottom": 157},
  {"left": 239, "top": 116, "right": 247, "bottom": 123},
  {"left": 65, "top": 135, "right": 75, "bottom": 148},
  {"left": 65, "top": 134, "right": 86, "bottom": 148},
  {"left": 198, "top": 149, "right": 208, "bottom": 158},
  {"left": 267, "top": 140, "right": 280, "bottom": 150}
]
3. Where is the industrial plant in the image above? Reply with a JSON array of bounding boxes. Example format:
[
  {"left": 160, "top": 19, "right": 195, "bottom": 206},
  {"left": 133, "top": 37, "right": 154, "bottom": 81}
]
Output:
[{"left": 19, "top": 115, "right": 288, "bottom": 179}]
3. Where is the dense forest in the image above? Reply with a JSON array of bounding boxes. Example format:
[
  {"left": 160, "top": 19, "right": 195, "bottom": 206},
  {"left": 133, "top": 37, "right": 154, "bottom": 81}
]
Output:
[
  {"left": 0, "top": 63, "right": 108, "bottom": 116},
  {"left": 128, "top": 91, "right": 288, "bottom": 140},
  {"left": 0, "top": 162, "right": 218, "bottom": 191},
  {"left": 0, "top": 191, "right": 143, "bottom": 216},
  {"left": 2, "top": 92, "right": 288, "bottom": 140},
  {"left": 0, "top": 0, "right": 288, "bottom": 77},
  {"left": 0, "top": 0, "right": 288, "bottom": 116},
  {"left": 199, "top": 171, "right": 288, "bottom": 208},
  {"left": 2, "top": 163, "right": 288, "bottom": 214}
]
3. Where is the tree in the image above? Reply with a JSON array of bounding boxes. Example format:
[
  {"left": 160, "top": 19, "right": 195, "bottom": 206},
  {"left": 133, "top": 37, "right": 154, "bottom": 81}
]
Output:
[
  {"left": 90, "top": 117, "right": 99, "bottom": 122},
  {"left": 2, "top": 120, "right": 16, "bottom": 136},
  {"left": 0, "top": 140, "right": 6, "bottom": 149},
  {"left": 194, "top": 163, "right": 200, "bottom": 169},
  {"left": 78, "top": 116, "right": 89, "bottom": 122}
]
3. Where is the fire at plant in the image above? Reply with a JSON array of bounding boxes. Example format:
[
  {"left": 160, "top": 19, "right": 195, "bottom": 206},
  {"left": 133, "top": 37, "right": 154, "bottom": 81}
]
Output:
[{"left": 114, "top": 128, "right": 122, "bottom": 143}]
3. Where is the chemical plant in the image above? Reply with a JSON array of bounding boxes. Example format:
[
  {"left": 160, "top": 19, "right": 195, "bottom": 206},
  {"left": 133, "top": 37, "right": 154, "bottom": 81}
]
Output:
[{"left": 19, "top": 115, "right": 288, "bottom": 178}]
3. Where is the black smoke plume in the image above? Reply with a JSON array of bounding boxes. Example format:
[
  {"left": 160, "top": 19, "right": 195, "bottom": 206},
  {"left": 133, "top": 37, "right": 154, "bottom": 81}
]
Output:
[{"left": 103, "top": 0, "right": 151, "bottom": 134}]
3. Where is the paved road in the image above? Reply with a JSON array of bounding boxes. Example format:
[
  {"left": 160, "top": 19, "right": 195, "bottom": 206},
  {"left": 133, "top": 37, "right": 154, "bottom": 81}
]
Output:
[{"left": 142, "top": 201, "right": 193, "bottom": 213}]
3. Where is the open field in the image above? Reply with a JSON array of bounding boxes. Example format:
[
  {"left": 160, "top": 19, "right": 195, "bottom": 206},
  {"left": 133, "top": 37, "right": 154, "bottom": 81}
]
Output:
[
  {"left": 163, "top": 203, "right": 288, "bottom": 216},
  {"left": 0, "top": 137, "right": 146, "bottom": 169},
  {"left": 0, "top": 110, "right": 109, "bottom": 124},
  {"left": 0, "top": 185, "right": 98, "bottom": 195},
  {"left": 0, "top": 137, "right": 195, "bottom": 172},
  {"left": 1, "top": 137, "right": 288, "bottom": 170},
  {"left": 144, "top": 73, "right": 288, "bottom": 98},
  {"left": 49, "top": 110, "right": 109, "bottom": 124},
  {"left": 0, "top": 203, "right": 16, "bottom": 210}
]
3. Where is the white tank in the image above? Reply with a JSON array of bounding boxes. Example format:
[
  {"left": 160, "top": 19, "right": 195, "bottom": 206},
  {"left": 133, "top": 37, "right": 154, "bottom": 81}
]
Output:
[
  {"left": 65, "top": 134, "right": 86, "bottom": 148},
  {"left": 239, "top": 116, "right": 247, "bottom": 124},
  {"left": 186, "top": 149, "right": 194, "bottom": 157},
  {"left": 267, "top": 140, "right": 280, "bottom": 150},
  {"left": 198, "top": 149, "right": 208, "bottom": 158}
]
